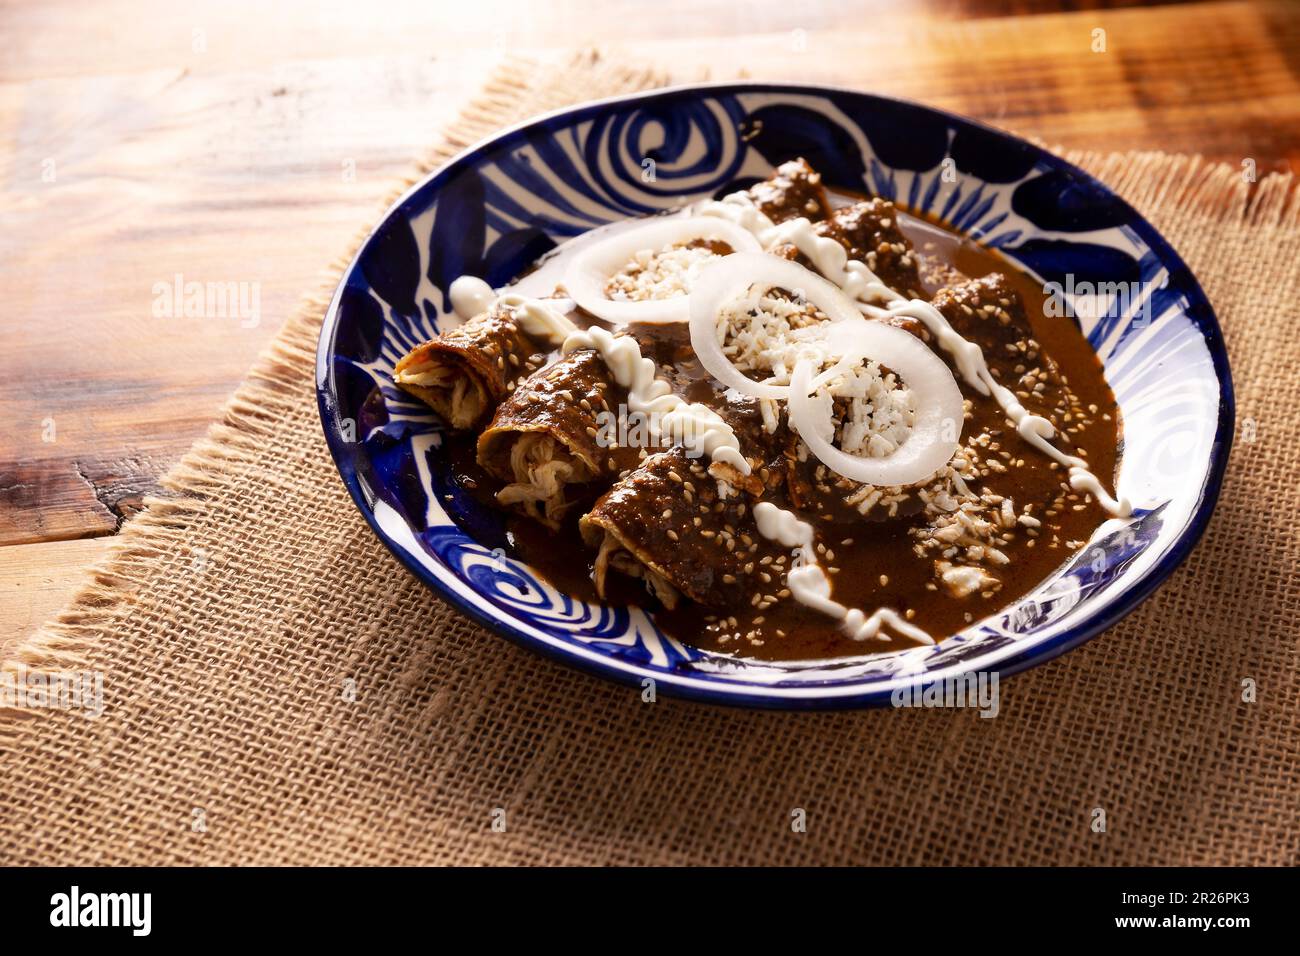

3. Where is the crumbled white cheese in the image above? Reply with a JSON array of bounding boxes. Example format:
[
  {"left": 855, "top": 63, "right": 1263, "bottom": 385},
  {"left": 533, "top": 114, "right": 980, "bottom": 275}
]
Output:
[
  {"left": 936, "top": 561, "right": 1000, "bottom": 598},
  {"left": 716, "top": 289, "right": 915, "bottom": 452},
  {"left": 604, "top": 241, "right": 723, "bottom": 302}
]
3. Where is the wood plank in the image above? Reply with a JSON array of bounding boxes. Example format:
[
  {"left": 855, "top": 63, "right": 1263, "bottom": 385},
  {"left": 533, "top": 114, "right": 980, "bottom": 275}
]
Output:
[
  {"left": 0, "top": 537, "right": 110, "bottom": 660},
  {"left": 0, "top": 1, "right": 1187, "bottom": 82},
  {"left": 629, "top": 2, "right": 1300, "bottom": 170},
  {"left": 0, "top": 56, "right": 501, "bottom": 545}
]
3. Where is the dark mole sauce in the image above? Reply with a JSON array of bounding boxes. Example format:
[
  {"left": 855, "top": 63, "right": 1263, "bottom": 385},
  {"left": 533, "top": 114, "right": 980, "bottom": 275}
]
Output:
[{"left": 443, "top": 194, "right": 1122, "bottom": 662}]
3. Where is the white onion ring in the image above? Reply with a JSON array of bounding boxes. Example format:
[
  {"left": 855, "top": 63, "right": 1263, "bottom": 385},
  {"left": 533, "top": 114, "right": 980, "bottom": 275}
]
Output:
[
  {"left": 688, "top": 253, "right": 865, "bottom": 400},
  {"left": 564, "top": 217, "right": 761, "bottom": 325},
  {"left": 788, "top": 334, "right": 963, "bottom": 486}
]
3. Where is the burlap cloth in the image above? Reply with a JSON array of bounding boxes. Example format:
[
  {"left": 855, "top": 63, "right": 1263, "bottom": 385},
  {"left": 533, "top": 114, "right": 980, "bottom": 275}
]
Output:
[{"left": 2, "top": 53, "right": 1297, "bottom": 867}]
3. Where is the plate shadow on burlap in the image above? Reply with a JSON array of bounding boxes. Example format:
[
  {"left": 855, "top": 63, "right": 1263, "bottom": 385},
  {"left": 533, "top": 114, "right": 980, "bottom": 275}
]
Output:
[{"left": 2, "top": 53, "right": 1297, "bottom": 866}]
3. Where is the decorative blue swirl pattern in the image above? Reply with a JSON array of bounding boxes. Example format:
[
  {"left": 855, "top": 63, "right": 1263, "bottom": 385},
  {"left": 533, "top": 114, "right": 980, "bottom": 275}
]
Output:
[{"left": 316, "top": 84, "right": 1233, "bottom": 708}]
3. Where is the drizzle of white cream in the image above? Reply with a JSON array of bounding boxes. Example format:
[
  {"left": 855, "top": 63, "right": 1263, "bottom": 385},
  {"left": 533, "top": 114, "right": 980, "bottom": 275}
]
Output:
[
  {"left": 497, "top": 292, "right": 577, "bottom": 345},
  {"left": 702, "top": 192, "right": 1132, "bottom": 517},
  {"left": 752, "top": 502, "right": 934, "bottom": 644},
  {"left": 448, "top": 275, "right": 747, "bottom": 475},
  {"left": 447, "top": 276, "right": 577, "bottom": 346},
  {"left": 884, "top": 299, "right": 1131, "bottom": 516},
  {"left": 560, "top": 326, "right": 750, "bottom": 475}
]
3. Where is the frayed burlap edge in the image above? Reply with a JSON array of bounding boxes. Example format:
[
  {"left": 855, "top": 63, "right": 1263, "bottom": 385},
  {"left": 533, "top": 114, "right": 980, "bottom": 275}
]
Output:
[
  {"left": 5, "top": 55, "right": 1299, "bottom": 740},
  {"left": 1059, "top": 150, "right": 1300, "bottom": 228}
]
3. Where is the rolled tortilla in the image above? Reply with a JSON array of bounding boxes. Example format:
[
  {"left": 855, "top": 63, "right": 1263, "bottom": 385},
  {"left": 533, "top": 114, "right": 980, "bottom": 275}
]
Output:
[
  {"left": 392, "top": 302, "right": 548, "bottom": 429},
  {"left": 574, "top": 321, "right": 791, "bottom": 608},
  {"left": 579, "top": 447, "right": 788, "bottom": 610},
  {"left": 477, "top": 348, "right": 644, "bottom": 528},
  {"left": 930, "top": 273, "right": 1075, "bottom": 429},
  {"left": 817, "top": 197, "right": 923, "bottom": 300},
  {"left": 772, "top": 197, "right": 925, "bottom": 306}
]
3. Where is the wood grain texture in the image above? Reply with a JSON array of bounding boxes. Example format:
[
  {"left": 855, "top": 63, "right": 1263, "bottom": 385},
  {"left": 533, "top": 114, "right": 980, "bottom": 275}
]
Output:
[
  {"left": 0, "top": 538, "right": 109, "bottom": 660},
  {"left": 1, "top": 0, "right": 1296, "bottom": 640}
]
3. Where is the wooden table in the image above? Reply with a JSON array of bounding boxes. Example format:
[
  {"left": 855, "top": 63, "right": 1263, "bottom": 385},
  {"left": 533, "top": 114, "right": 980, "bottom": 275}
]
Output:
[{"left": 2, "top": 0, "right": 1297, "bottom": 655}]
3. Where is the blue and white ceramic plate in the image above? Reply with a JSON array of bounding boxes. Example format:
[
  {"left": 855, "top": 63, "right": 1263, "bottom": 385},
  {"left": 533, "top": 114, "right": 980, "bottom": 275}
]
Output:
[{"left": 316, "top": 83, "right": 1232, "bottom": 709}]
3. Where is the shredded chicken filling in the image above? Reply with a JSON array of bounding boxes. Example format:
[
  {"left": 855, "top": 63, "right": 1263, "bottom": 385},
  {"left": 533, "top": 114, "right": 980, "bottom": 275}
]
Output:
[
  {"left": 591, "top": 531, "right": 681, "bottom": 609},
  {"left": 494, "top": 433, "right": 594, "bottom": 527},
  {"left": 394, "top": 359, "right": 487, "bottom": 429}
]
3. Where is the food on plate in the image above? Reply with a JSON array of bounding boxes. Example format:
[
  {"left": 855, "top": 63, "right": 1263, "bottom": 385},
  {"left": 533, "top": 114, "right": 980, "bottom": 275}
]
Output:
[{"left": 394, "top": 158, "right": 1126, "bottom": 660}]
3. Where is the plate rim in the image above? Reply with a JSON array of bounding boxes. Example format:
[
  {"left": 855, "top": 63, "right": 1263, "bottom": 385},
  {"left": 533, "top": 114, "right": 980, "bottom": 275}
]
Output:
[{"left": 314, "top": 80, "right": 1235, "bottom": 710}]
